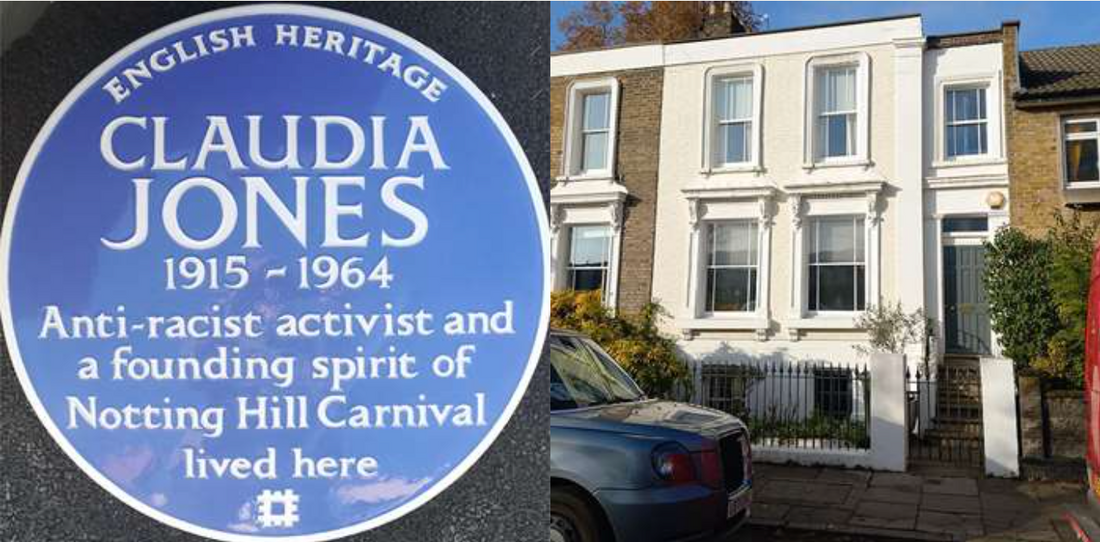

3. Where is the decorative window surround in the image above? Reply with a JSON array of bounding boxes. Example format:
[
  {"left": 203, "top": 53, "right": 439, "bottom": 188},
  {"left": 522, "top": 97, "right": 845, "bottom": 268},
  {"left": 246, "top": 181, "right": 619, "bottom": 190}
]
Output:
[
  {"left": 549, "top": 179, "right": 628, "bottom": 309},
  {"left": 932, "top": 73, "right": 1004, "bottom": 167},
  {"left": 559, "top": 77, "right": 621, "bottom": 182},
  {"left": 700, "top": 63, "right": 764, "bottom": 175},
  {"left": 803, "top": 52, "right": 871, "bottom": 169},
  {"left": 679, "top": 183, "right": 776, "bottom": 341},
  {"left": 786, "top": 181, "right": 883, "bottom": 341}
]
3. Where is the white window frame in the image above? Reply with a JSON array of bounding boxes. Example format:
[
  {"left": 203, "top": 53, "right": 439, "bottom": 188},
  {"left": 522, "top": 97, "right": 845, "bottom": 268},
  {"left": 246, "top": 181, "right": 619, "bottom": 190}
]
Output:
[
  {"left": 932, "top": 74, "right": 1004, "bottom": 167},
  {"left": 943, "top": 86, "right": 989, "bottom": 159},
  {"left": 703, "top": 220, "right": 760, "bottom": 315},
  {"left": 565, "top": 224, "right": 614, "bottom": 295},
  {"left": 787, "top": 188, "right": 882, "bottom": 338},
  {"left": 679, "top": 189, "right": 773, "bottom": 340},
  {"left": 805, "top": 215, "right": 867, "bottom": 315},
  {"left": 701, "top": 63, "right": 764, "bottom": 174},
  {"left": 1061, "top": 116, "right": 1100, "bottom": 188},
  {"left": 561, "top": 77, "right": 620, "bottom": 180},
  {"left": 549, "top": 200, "right": 624, "bottom": 310},
  {"left": 803, "top": 52, "right": 870, "bottom": 168}
]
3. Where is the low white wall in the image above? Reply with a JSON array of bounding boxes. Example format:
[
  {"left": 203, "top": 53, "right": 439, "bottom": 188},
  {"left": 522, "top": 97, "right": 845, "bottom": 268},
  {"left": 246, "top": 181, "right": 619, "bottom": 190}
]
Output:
[
  {"left": 981, "top": 356, "right": 1019, "bottom": 477},
  {"left": 869, "top": 353, "right": 908, "bottom": 472}
]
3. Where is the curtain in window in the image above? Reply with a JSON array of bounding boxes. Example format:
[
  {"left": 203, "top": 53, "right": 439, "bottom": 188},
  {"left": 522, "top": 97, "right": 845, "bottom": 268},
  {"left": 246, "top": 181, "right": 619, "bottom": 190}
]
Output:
[
  {"left": 581, "top": 93, "right": 610, "bottom": 171},
  {"left": 715, "top": 77, "right": 753, "bottom": 164},
  {"left": 706, "top": 221, "right": 758, "bottom": 312},
  {"left": 818, "top": 67, "right": 856, "bottom": 158},
  {"left": 568, "top": 225, "right": 611, "bottom": 292},
  {"left": 808, "top": 216, "right": 866, "bottom": 312}
]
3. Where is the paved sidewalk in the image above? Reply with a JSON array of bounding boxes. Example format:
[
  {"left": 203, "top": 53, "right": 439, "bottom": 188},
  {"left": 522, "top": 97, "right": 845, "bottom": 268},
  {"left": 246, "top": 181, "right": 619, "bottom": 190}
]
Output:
[{"left": 749, "top": 464, "right": 1086, "bottom": 541}]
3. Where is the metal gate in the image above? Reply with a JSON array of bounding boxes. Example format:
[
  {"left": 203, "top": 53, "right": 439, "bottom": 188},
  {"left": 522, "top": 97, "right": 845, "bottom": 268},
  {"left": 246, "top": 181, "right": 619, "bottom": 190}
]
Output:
[{"left": 906, "top": 359, "right": 984, "bottom": 467}]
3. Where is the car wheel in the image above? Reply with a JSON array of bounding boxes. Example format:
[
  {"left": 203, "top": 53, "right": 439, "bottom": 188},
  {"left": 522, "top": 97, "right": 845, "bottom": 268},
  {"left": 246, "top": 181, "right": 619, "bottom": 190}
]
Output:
[{"left": 550, "top": 487, "right": 603, "bottom": 542}]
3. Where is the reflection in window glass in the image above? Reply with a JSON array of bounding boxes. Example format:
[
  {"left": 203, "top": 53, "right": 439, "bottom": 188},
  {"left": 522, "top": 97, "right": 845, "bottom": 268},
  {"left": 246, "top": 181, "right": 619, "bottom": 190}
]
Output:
[
  {"left": 817, "top": 66, "right": 856, "bottom": 159},
  {"left": 808, "top": 216, "right": 866, "bottom": 312},
  {"left": 945, "top": 87, "right": 988, "bottom": 158},
  {"left": 706, "top": 221, "right": 758, "bottom": 312},
  {"left": 715, "top": 76, "right": 753, "bottom": 165},
  {"left": 581, "top": 92, "right": 611, "bottom": 172},
  {"left": 1064, "top": 119, "right": 1100, "bottom": 184},
  {"left": 568, "top": 225, "right": 611, "bottom": 293}
]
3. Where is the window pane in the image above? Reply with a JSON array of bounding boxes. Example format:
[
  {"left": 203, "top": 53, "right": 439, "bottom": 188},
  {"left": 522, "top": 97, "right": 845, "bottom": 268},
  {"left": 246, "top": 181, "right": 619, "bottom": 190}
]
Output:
[
  {"left": 814, "top": 217, "right": 863, "bottom": 264},
  {"left": 708, "top": 268, "right": 757, "bottom": 312},
  {"left": 1066, "top": 121, "right": 1099, "bottom": 134},
  {"left": 1066, "top": 139, "right": 1100, "bottom": 183},
  {"left": 570, "top": 269, "right": 606, "bottom": 291},
  {"left": 720, "top": 122, "right": 751, "bottom": 164},
  {"left": 717, "top": 77, "right": 752, "bottom": 120},
  {"left": 822, "top": 67, "right": 855, "bottom": 113},
  {"left": 583, "top": 93, "right": 609, "bottom": 130},
  {"left": 582, "top": 132, "right": 608, "bottom": 171},
  {"left": 710, "top": 222, "right": 757, "bottom": 266},
  {"left": 943, "top": 216, "right": 989, "bottom": 233},
  {"left": 947, "top": 88, "right": 984, "bottom": 122},
  {"left": 824, "top": 114, "right": 853, "bottom": 157},
  {"left": 570, "top": 225, "right": 610, "bottom": 266},
  {"left": 947, "top": 124, "right": 986, "bottom": 157},
  {"left": 814, "top": 265, "right": 857, "bottom": 311}
]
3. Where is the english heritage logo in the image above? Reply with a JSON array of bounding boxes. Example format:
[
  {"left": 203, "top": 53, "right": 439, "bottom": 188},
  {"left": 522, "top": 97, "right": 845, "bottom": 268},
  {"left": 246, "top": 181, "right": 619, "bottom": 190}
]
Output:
[{"left": 0, "top": 5, "right": 548, "bottom": 541}]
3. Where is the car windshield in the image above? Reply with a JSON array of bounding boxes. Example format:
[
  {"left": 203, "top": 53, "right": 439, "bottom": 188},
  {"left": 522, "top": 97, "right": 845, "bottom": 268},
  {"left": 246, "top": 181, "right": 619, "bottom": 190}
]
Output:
[{"left": 549, "top": 334, "right": 645, "bottom": 411}]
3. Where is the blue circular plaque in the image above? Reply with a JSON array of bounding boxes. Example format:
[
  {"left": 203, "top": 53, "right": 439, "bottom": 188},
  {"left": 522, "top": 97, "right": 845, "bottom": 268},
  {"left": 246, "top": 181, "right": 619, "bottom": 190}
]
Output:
[{"left": 1, "top": 5, "right": 548, "bottom": 541}]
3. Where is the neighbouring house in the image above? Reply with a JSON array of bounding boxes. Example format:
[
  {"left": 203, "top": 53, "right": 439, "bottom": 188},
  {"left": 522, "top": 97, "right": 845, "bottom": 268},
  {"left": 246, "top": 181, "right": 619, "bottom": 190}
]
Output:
[{"left": 1005, "top": 32, "right": 1100, "bottom": 234}]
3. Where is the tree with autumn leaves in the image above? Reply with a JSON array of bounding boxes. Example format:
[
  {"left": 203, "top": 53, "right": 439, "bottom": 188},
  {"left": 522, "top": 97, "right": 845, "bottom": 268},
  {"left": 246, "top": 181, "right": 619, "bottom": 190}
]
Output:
[{"left": 557, "top": 1, "right": 761, "bottom": 51}]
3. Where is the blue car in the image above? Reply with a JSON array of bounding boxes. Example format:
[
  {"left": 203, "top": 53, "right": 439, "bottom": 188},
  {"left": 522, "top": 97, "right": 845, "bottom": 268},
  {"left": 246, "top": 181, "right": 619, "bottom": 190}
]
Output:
[{"left": 549, "top": 329, "right": 752, "bottom": 542}]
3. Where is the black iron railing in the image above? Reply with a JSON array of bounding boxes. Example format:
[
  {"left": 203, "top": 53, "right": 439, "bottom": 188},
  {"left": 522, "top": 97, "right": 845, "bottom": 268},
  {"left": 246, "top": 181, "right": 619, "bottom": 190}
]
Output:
[{"left": 692, "top": 361, "right": 871, "bottom": 451}]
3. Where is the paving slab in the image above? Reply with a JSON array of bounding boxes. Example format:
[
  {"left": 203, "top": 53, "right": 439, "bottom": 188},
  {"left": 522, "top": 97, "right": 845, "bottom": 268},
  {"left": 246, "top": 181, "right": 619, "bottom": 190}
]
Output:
[
  {"left": 849, "top": 501, "right": 918, "bottom": 531},
  {"left": 871, "top": 472, "right": 924, "bottom": 489},
  {"left": 923, "top": 476, "right": 980, "bottom": 496},
  {"left": 757, "top": 465, "right": 822, "bottom": 482},
  {"left": 785, "top": 505, "right": 853, "bottom": 530},
  {"left": 921, "top": 493, "right": 982, "bottom": 515},
  {"left": 917, "top": 510, "right": 984, "bottom": 538},
  {"left": 758, "top": 480, "right": 851, "bottom": 506},
  {"left": 817, "top": 468, "right": 873, "bottom": 487},
  {"left": 750, "top": 501, "right": 789, "bottom": 522},
  {"left": 863, "top": 486, "right": 922, "bottom": 505}
]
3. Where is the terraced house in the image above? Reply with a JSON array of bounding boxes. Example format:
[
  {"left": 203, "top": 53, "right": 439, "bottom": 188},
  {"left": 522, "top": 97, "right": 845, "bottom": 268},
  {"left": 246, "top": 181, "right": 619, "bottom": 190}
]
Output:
[{"left": 552, "top": 12, "right": 1030, "bottom": 472}]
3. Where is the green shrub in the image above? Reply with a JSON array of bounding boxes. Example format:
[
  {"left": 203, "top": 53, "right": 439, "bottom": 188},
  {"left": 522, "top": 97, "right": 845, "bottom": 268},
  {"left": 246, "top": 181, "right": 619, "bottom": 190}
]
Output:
[
  {"left": 983, "top": 226, "right": 1059, "bottom": 373},
  {"left": 1036, "top": 213, "right": 1097, "bottom": 388},
  {"left": 983, "top": 213, "right": 1097, "bottom": 389},
  {"left": 550, "top": 290, "right": 690, "bottom": 398}
]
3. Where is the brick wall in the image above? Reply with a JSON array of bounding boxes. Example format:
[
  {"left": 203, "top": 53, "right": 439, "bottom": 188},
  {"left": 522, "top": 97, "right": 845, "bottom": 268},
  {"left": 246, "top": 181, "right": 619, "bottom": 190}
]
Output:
[
  {"left": 550, "top": 68, "right": 664, "bottom": 314},
  {"left": 1003, "top": 22, "right": 1100, "bottom": 234}
]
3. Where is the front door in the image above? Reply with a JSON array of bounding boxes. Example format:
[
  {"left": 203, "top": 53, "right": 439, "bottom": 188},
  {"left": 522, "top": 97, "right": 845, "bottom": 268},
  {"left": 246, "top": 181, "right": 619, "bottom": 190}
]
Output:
[{"left": 943, "top": 244, "right": 991, "bottom": 355}]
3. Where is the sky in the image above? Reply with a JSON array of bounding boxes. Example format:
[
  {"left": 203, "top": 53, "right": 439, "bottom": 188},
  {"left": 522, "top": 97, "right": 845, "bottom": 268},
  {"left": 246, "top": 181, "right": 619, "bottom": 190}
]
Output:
[{"left": 550, "top": 1, "right": 1100, "bottom": 52}]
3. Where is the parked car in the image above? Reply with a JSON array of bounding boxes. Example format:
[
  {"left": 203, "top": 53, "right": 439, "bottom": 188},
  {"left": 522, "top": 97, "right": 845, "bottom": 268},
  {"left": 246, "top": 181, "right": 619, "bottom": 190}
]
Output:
[{"left": 549, "top": 329, "right": 752, "bottom": 542}]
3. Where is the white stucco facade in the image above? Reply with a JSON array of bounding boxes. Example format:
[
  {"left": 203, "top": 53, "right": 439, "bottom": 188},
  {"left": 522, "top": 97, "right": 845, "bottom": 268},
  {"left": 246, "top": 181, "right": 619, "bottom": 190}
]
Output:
[{"left": 550, "top": 15, "right": 1010, "bottom": 368}]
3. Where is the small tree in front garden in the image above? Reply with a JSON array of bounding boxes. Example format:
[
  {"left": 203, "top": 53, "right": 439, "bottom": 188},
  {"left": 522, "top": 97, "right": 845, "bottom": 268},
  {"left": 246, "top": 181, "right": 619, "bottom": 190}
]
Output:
[
  {"left": 853, "top": 300, "right": 933, "bottom": 360},
  {"left": 550, "top": 290, "right": 690, "bottom": 398}
]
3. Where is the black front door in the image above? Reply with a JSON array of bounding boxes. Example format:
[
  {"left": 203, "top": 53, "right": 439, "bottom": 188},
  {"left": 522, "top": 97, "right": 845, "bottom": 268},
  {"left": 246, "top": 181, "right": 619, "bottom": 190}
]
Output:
[{"left": 943, "top": 245, "right": 991, "bottom": 354}]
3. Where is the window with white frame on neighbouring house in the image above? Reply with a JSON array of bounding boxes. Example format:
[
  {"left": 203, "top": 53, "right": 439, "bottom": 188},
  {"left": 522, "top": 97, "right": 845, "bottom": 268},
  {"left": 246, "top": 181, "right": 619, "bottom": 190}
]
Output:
[
  {"left": 567, "top": 225, "right": 612, "bottom": 293},
  {"left": 714, "top": 76, "right": 754, "bottom": 165},
  {"left": 1064, "top": 118, "right": 1100, "bottom": 184},
  {"left": 705, "top": 221, "right": 759, "bottom": 313},
  {"left": 945, "top": 86, "right": 988, "bottom": 158},
  {"left": 807, "top": 216, "right": 866, "bottom": 312},
  {"left": 816, "top": 65, "right": 857, "bottom": 159},
  {"left": 580, "top": 92, "right": 611, "bottom": 172}
]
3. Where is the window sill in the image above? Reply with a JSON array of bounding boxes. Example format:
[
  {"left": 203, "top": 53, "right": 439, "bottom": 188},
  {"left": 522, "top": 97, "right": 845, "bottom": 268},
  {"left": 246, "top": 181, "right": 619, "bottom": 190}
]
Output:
[
  {"left": 701, "top": 164, "right": 762, "bottom": 176},
  {"left": 932, "top": 157, "right": 1005, "bottom": 169},
  {"left": 786, "top": 316, "right": 861, "bottom": 330},
  {"left": 676, "top": 317, "right": 770, "bottom": 341},
  {"left": 802, "top": 158, "right": 871, "bottom": 170},
  {"left": 555, "top": 172, "right": 615, "bottom": 183},
  {"left": 1064, "top": 182, "right": 1100, "bottom": 204}
]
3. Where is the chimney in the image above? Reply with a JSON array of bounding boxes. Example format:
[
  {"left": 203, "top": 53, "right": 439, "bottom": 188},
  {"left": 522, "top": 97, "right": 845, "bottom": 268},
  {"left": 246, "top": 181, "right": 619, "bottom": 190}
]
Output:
[{"left": 699, "top": 1, "right": 748, "bottom": 39}]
